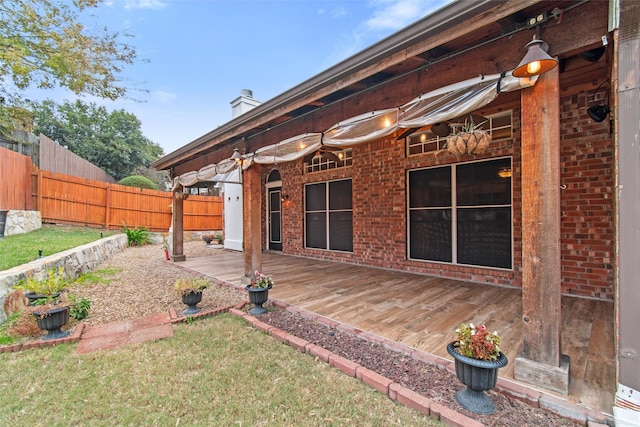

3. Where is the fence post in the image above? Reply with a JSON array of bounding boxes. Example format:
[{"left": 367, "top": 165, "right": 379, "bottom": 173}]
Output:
[
  {"left": 37, "top": 170, "right": 43, "bottom": 212},
  {"left": 24, "top": 155, "right": 33, "bottom": 209},
  {"left": 105, "top": 185, "right": 111, "bottom": 230}
]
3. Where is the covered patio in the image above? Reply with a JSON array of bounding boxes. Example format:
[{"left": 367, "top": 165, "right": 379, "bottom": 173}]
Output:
[{"left": 181, "top": 250, "right": 615, "bottom": 416}]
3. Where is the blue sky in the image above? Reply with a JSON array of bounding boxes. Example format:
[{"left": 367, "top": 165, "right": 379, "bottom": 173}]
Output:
[{"left": 29, "top": 0, "right": 453, "bottom": 155}]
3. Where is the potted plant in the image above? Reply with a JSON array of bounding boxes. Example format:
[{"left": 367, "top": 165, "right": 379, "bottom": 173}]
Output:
[
  {"left": 202, "top": 234, "right": 215, "bottom": 245},
  {"left": 174, "top": 277, "right": 211, "bottom": 315},
  {"left": 446, "top": 323, "right": 508, "bottom": 415},
  {"left": 161, "top": 242, "right": 170, "bottom": 260},
  {"left": 244, "top": 270, "right": 274, "bottom": 315},
  {"left": 19, "top": 267, "right": 68, "bottom": 306},
  {"left": 446, "top": 119, "right": 491, "bottom": 156}
]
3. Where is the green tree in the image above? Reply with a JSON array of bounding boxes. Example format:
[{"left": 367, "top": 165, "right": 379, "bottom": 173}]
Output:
[
  {"left": 0, "top": 0, "right": 138, "bottom": 132},
  {"left": 33, "top": 99, "right": 164, "bottom": 180},
  {"left": 119, "top": 175, "right": 159, "bottom": 190}
]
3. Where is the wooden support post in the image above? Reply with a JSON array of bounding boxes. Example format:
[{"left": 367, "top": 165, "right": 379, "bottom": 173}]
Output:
[
  {"left": 171, "top": 190, "right": 186, "bottom": 262},
  {"left": 243, "top": 165, "right": 262, "bottom": 284},
  {"left": 514, "top": 66, "right": 570, "bottom": 394}
]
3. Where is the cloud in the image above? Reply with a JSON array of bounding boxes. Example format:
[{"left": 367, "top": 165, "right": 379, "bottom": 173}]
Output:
[
  {"left": 331, "top": 7, "right": 348, "bottom": 18},
  {"left": 318, "top": 6, "right": 347, "bottom": 18},
  {"left": 366, "top": 0, "right": 450, "bottom": 31},
  {"left": 123, "top": 0, "right": 167, "bottom": 10},
  {"left": 153, "top": 90, "right": 177, "bottom": 103}
]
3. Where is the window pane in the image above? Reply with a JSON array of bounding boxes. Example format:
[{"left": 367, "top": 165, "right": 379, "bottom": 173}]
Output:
[
  {"left": 409, "top": 167, "right": 452, "bottom": 208},
  {"left": 409, "top": 209, "right": 452, "bottom": 262},
  {"left": 457, "top": 207, "right": 512, "bottom": 268},
  {"left": 306, "top": 183, "right": 326, "bottom": 211},
  {"left": 305, "top": 212, "right": 326, "bottom": 249},
  {"left": 329, "top": 211, "right": 353, "bottom": 251},
  {"left": 269, "top": 191, "right": 281, "bottom": 211},
  {"left": 457, "top": 158, "right": 511, "bottom": 206},
  {"left": 270, "top": 212, "right": 281, "bottom": 242},
  {"left": 329, "top": 180, "right": 352, "bottom": 210}
]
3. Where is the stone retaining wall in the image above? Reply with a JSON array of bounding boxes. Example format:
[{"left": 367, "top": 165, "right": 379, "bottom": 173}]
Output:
[
  {"left": 4, "top": 210, "right": 42, "bottom": 236},
  {"left": 0, "top": 234, "right": 128, "bottom": 322}
]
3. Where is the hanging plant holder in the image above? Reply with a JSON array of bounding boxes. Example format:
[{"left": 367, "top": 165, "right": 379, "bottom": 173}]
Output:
[{"left": 446, "top": 129, "right": 492, "bottom": 156}]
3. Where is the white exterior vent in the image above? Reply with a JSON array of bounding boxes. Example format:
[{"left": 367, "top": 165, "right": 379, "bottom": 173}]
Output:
[{"left": 230, "top": 89, "right": 262, "bottom": 119}]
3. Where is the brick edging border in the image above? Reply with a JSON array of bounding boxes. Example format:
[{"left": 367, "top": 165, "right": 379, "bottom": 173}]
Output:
[
  {"left": 0, "top": 322, "right": 85, "bottom": 354},
  {"left": 230, "top": 298, "right": 611, "bottom": 427}
]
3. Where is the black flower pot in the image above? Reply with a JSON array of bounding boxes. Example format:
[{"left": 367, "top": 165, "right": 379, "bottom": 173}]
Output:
[
  {"left": 33, "top": 306, "right": 70, "bottom": 340},
  {"left": 245, "top": 285, "right": 271, "bottom": 315},
  {"left": 446, "top": 342, "right": 508, "bottom": 415},
  {"left": 181, "top": 290, "right": 203, "bottom": 315},
  {"left": 25, "top": 292, "right": 60, "bottom": 306}
]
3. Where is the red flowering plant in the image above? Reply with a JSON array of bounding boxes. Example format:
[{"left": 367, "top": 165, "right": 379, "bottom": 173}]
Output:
[{"left": 453, "top": 323, "right": 501, "bottom": 361}]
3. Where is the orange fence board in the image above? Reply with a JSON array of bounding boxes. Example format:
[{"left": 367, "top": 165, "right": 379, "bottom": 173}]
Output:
[{"left": 0, "top": 147, "right": 33, "bottom": 210}]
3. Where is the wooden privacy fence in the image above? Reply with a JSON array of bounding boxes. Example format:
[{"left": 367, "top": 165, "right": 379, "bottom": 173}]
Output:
[
  {"left": 1, "top": 147, "right": 223, "bottom": 232},
  {"left": 0, "top": 147, "right": 35, "bottom": 210},
  {"left": 38, "top": 170, "right": 222, "bottom": 232}
]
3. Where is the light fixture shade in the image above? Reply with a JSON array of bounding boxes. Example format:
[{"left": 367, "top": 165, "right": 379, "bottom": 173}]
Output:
[
  {"left": 587, "top": 105, "right": 610, "bottom": 122},
  {"left": 512, "top": 39, "right": 558, "bottom": 78},
  {"left": 231, "top": 148, "right": 241, "bottom": 159},
  {"left": 431, "top": 122, "right": 451, "bottom": 137}
]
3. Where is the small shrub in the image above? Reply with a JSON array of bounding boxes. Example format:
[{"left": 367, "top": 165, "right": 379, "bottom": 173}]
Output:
[
  {"left": 18, "top": 267, "right": 68, "bottom": 296},
  {"left": 68, "top": 294, "right": 91, "bottom": 320},
  {"left": 123, "top": 225, "right": 150, "bottom": 246},
  {"left": 174, "top": 278, "right": 211, "bottom": 296},
  {"left": 118, "top": 175, "right": 159, "bottom": 190}
]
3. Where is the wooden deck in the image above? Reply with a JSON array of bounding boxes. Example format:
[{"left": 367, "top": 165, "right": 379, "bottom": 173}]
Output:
[{"left": 181, "top": 250, "right": 615, "bottom": 415}]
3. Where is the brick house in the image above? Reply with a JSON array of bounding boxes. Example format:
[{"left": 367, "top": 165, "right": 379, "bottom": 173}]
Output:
[{"left": 152, "top": 0, "right": 639, "bottom": 418}]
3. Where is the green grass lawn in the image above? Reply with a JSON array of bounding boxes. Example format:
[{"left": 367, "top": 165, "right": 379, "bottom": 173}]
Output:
[
  {"left": 0, "top": 225, "right": 115, "bottom": 271},
  {"left": 0, "top": 315, "right": 441, "bottom": 426}
]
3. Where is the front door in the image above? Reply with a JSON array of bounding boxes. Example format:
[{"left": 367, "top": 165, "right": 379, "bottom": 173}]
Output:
[{"left": 268, "top": 187, "right": 282, "bottom": 251}]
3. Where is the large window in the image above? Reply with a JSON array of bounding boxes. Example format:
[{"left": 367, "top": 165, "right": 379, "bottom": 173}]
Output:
[
  {"left": 408, "top": 158, "right": 512, "bottom": 269},
  {"left": 305, "top": 179, "right": 353, "bottom": 252}
]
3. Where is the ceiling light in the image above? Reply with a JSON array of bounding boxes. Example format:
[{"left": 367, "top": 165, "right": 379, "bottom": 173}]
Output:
[{"left": 498, "top": 167, "right": 512, "bottom": 178}]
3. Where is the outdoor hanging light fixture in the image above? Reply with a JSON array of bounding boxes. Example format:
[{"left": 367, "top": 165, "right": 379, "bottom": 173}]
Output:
[
  {"left": 512, "top": 37, "right": 558, "bottom": 78},
  {"left": 231, "top": 148, "right": 242, "bottom": 164},
  {"left": 498, "top": 167, "right": 512, "bottom": 179},
  {"left": 587, "top": 81, "right": 611, "bottom": 123}
]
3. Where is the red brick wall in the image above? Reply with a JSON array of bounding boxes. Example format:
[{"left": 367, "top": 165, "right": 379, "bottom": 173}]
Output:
[
  {"left": 559, "top": 92, "right": 614, "bottom": 299},
  {"left": 263, "top": 92, "right": 614, "bottom": 301}
]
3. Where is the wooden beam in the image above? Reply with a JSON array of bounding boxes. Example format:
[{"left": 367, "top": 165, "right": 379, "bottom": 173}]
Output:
[
  {"left": 243, "top": 165, "right": 262, "bottom": 283},
  {"left": 514, "top": 65, "right": 569, "bottom": 394},
  {"left": 171, "top": 190, "right": 186, "bottom": 262}
]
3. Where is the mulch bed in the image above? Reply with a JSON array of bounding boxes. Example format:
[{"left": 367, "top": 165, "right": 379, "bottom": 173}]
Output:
[{"left": 256, "top": 309, "right": 579, "bottom": 427}]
